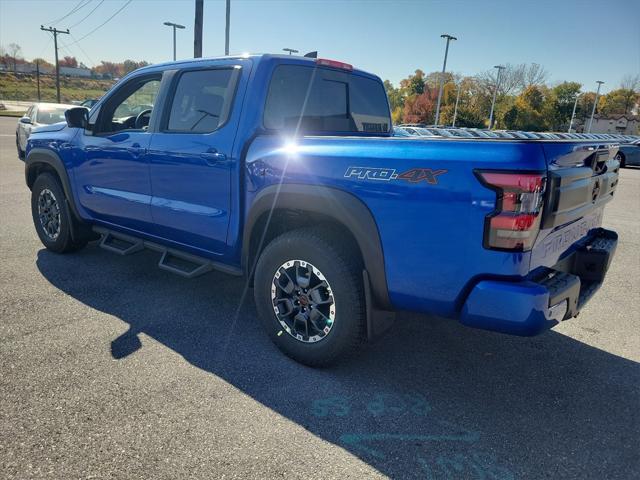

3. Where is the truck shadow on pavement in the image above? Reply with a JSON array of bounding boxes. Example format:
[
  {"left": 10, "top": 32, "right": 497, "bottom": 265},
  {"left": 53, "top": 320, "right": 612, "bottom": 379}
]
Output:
[{"left": 36, "top": 246, "right": 639, "bottom": 480}]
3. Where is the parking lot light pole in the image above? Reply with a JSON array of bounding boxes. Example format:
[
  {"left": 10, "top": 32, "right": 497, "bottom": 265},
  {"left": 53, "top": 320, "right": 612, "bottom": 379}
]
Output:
[
  {"left": 488, "top": 65, "right": 505, "bottom": 130},
  {"left": 283, "top": 48, "right": 299, "bottom": 55},
  {"left": 434, "top": 34, "right": 457, "bottom": 126},
  {"left": 164, "top": 22, "right": 186, "bottom": 61},
  {"left": 568, "top": 93, "right": 580, "bottom": 133},
  {"left": 587, "top": 81, "right": 604, "bottom": 133}
]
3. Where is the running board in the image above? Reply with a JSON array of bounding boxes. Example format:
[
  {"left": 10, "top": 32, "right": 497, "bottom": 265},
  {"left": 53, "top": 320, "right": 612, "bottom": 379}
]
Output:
[
  {"left": 93, "top": 227, "right": 242, "bottom": 278},
  {"left": 99, "top": 231, "right": 144, "bottom": 256},
  {"left": 157, "top": 250, "right": 213, "bottom": 278}
]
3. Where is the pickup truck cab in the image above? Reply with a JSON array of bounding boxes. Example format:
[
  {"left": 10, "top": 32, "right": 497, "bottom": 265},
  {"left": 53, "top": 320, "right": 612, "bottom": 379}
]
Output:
[{"left": 25, "top": 54, "right": 619, "bottom": 366}]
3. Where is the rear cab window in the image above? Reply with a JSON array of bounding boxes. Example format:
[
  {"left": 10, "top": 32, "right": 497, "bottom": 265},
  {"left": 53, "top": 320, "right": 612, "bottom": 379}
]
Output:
[{"left": 263, "top": 64, "right": 391, "bottom": 135}]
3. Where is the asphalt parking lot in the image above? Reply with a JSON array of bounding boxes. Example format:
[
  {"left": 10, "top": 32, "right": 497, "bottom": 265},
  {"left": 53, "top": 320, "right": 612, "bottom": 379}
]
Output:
[{"left": 0, "top": 115, "right": 638, "bottom": 479}]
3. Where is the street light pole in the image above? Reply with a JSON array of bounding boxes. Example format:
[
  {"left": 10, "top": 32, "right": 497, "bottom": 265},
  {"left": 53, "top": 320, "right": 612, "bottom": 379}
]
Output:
[
  {"left": 164, "top": 21, "right": 185, "bottom": 61},
  {"left": 587, "top": 81, "right": 604, "bottom": 133},
  {"left": 282, "top": 48, "right": 299, "bottom": 55},
  {"left": 568, "top": 93, "right": 580, "bottom": 133},
  {"left": 434, "top": 33, "right": 457, "bottom": 126},
  {"left": 488, "top": 65, "right": 505, "bottom": 130},
  {"left": 452, "top": 82, "right": 461, "bottom": 127}
]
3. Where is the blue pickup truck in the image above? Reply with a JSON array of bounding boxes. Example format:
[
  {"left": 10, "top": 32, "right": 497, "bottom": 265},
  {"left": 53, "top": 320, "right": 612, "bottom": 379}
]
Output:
[{"left": 24, "top": 54, "right": 619, "bottom": 366}]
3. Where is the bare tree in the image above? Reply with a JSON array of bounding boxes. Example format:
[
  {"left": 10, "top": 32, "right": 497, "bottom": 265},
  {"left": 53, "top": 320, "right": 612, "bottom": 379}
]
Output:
[
  {"left": 522, "top": 63, "right": 549, "bottom": 89},
  {"left": 7, "top": 43, "right": 22, "bottom": 72},
  {"left": 620, "top": 74, "right": 640, "bottom": 114},
  {"left": 620, "top": 74, "right": 639, "bottom": 92},
  {"left": 476, "top": 63, "right": 523, "bottom": 96}
]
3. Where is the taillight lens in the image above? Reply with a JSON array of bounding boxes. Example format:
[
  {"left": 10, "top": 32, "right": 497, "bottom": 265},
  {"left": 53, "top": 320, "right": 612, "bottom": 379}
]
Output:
[
  {"left": 315, "top": 58, "right": 354, "bottom": 71},
  {"left": 476, "top": 171, "right": 546, "bottom": 251}
]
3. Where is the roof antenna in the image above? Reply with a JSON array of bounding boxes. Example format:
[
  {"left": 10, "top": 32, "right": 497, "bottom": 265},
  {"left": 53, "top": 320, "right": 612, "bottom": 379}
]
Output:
[{"left": 304, "top": 51, "right": 318, "bottom": 58}]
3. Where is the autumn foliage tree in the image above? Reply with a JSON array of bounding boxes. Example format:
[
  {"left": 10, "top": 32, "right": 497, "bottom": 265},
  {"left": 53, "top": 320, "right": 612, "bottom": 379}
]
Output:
[
  {"left": 59, "top": 56, "right": 78, "bottom": 68},
  {"left": 403, "top": 87, "right": 438, "bottom": 124}
]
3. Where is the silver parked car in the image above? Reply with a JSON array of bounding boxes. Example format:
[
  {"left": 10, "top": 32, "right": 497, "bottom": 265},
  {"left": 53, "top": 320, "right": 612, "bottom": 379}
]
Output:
[{"left": 16, "top": 103, "right": 75, "bottom": 159}]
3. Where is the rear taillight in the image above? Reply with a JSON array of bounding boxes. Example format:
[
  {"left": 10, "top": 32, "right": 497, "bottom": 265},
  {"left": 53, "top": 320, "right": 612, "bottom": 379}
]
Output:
[{"left": 476, "top": 171, "right": 547, "bottom": 251}]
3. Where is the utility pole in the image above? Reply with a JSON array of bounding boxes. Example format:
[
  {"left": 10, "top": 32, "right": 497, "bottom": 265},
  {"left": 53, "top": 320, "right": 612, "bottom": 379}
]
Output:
[
  {"left": 587, "top": 81, "right": 604, "bottom": 133},
  {"left": 225, "top": 0, "right": 230, "bottom": 55},
  {"left": 434, "top": 33, "right": 456, "bottom": 126},
  {"left": 452, "top": 82, "right": 461, "bottom": 127},
  {"left": 488, "top": 65, "right": 505, "bottom": 130},
  {"left": 194, "top": 0, "right": 203, "bottom": 58},
  {"left": 164, "top": 22, "right": 185, "bottom": 61},
  {"left": 40, "top": 26, "right": 70, "bottom": 103},
  {"left": 283, "top": 48, "right": 298, "bottom": 55},
  {"left": 36, "top": 60, "right": 41, "bottom": 102},
  {"left": 568, "top": 93, "right": 580, "bottom": 133}
]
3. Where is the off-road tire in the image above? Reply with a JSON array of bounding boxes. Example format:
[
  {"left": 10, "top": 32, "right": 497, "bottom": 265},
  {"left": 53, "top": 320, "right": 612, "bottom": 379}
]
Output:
[
  {"left": 254, "top": 226, "right": 365, "bottom": 367},
  {"left": 31, "top": 173, "right": 87, "bottom": 253}
]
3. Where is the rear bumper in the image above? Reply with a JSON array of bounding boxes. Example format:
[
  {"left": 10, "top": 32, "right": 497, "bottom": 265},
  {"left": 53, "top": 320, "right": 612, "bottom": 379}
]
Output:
[{"left": 459, "top": 228, "right": 618, "bottom": 336}]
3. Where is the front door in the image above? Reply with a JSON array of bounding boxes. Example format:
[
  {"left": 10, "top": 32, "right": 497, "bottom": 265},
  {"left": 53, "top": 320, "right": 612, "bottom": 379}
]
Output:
[
  {"left": 147, "top": 66, "right": 243, "bottom": 255},
  {"left": 73, "top": 75, "right": 162, "bottom": 232}
]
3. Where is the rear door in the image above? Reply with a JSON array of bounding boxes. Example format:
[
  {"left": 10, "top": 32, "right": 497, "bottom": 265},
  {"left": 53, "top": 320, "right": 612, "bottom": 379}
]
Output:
[{"left": 147, "top": 64, "right": 245, "bottom": 255}]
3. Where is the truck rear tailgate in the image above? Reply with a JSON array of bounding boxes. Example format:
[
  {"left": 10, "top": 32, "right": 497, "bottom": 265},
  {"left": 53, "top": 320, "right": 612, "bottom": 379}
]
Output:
[{"left": 530, "top": 141, "right": 620, "bottom": 270}]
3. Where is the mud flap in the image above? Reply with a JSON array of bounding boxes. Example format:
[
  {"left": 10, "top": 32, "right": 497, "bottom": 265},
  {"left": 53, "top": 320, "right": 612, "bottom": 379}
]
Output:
[{"left": 363, "top": 270, "right": 395, "bottom": 341}]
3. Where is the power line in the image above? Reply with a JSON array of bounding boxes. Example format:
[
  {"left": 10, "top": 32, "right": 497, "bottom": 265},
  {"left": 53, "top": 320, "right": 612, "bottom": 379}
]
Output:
[
  {"left": 43, "top": 0, "right": 92, "bottom": 27},
  {"left": 35, "top": 33, "right": 54, "bottom": 59},
  {"left": 69, "top": 0, "right": 105, "bottom": 29},
  {"left": 67, "top": 0, "right": 132, "bottom": 45},
  {"left": 67, "top": 33, "right": 96, "bottom": 67}
]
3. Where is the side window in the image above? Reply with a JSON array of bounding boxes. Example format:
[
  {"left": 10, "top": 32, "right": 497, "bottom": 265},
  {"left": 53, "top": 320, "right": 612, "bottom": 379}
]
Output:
[
  {"left": 26, "top": 106, "right": 35, "bottom": 119},
  {"left": 166, "top": 68, "right": 237, "bottom": 133},
  {"left": 113, "top": 80, "right": 160, "bottom": 118},
  {"left": 96, "top": 76, "right": 161, "bottom": 134}
]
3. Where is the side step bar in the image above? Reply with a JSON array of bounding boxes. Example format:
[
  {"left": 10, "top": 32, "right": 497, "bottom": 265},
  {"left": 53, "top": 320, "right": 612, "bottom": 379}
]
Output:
[
  {"left": 100, "top": 231, "right": 144, "bottom": 255},
  {"left": 93, "top": 227, "right": 242, "bottom": 279}
]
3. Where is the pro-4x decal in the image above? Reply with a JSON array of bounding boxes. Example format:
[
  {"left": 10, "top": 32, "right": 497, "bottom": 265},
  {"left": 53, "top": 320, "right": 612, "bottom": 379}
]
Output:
[{"left": 344, "top": 166, "right": 447, "bottom": 185}]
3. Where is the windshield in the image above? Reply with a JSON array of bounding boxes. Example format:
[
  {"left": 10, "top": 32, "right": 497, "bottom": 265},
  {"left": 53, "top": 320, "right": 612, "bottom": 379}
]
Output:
[
  {"left": 35, "top": 107, "right": 68, "bottom": 125},
  {"left": 264, "top": 64, "right": 391, "bottom": 134}
]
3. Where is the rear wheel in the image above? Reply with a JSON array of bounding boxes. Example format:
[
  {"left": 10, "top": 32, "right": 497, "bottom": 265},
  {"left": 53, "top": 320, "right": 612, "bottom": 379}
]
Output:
[
  {"left": 31, "top": 173, "right": 87, "bottom": 253},
  {"left": 254, "top": 227, "right": 365, "bottom": 367},
  {"left": 615, "top": 152, "right": 626, "bottom": 168}
]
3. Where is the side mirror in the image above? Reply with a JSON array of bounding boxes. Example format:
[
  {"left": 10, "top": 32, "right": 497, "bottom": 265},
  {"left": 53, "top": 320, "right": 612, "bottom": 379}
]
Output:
[
  {"left": 65, "top": 106, "right": 89, "bottom": 129},
  {"left": 19, "top": 116, "right": 32, "bottom": 124}
]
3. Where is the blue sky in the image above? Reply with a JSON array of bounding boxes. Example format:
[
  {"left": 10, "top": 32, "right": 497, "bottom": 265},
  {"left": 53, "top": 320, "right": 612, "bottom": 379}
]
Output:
[{"left": 1, "top": 0, "right": 638, "bottom": 93}]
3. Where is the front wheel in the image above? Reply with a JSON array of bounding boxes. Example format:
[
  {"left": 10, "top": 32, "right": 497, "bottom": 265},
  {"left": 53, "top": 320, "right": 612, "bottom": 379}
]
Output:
[
  {"left": 615, "top": 152, "right": 626, "bottom": 168},
  {"left": 31, "top": 173, "right": 87, "bottom": 253},
  {"left": 254, "top": 227, "right": 365, "bottom": 367}
]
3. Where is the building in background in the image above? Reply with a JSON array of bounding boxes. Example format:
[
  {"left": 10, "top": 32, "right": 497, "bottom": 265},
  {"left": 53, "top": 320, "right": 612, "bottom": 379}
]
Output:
[
  {"left": 589, "top": 114, "right": 640, "bottom": 135},
  {"left": 59, "top": 66, "right": 92, "bottom": 78}
]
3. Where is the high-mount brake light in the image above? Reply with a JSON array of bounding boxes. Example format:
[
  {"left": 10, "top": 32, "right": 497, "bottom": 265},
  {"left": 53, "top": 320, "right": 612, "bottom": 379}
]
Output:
[
  {"left": 476, "top": 171, "right": 547, "bottom": 251},
  {"left": 315, "top": 58, "right": 353, "bottom": 71}
]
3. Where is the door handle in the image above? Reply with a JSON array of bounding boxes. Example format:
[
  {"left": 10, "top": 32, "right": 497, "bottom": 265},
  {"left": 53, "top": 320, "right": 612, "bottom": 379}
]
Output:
[
  {"left": 200, "top": 150, "right": 226, "bottom": 164},
  {"left": 127, "top": 144, "right": 146, "bottom": 156}
]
